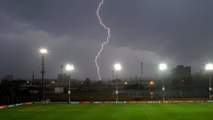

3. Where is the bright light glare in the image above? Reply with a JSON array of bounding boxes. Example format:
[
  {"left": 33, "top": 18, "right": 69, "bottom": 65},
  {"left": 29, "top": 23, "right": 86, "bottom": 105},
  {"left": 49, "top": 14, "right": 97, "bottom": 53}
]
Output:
[
  {"left": 124, "top": 81, "right": 128, "bottom": 85},
  {"left": 205, "top": 63, "right": 213, "bottom": 71},
  {"left": 114, "top": 63, "right": 122, "bottom": 71},
  {"left": 159, "top": 63, "right": 167, "bottom": 71},
  {"left": 65, "top": 64, "right": 74, "bottom": 71},
  {"left": 40, "top": 48, "right": 48, "bottom": 54},
  {"left": 150, "top": 81, "right": 154, "bottom": 85}
]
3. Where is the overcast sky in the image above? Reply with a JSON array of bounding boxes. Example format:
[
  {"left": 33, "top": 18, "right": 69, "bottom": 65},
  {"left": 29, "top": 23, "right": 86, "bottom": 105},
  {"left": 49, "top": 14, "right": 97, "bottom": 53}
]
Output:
[{"left": 0, "top": 0, "right": 213, "bottom": 80}]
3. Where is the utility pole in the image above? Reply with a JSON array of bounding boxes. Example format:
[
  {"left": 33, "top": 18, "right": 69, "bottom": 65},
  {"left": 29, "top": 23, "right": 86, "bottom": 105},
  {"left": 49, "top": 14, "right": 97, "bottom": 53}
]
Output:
[
  {"left": 141, "top": 62, "right": 143, "bottom": 80},
  {"left": 40, "top": 48, "right": 47, "bottom": 103},
  {"left": 41, "top": 54, "right": 45, "bottom": 102},
  {"left": 32, "top": 71, "right": 34, "bottom": 85},
  {"left": 138, "top": 62, "right": 143, "bottom": 90},
  {"left": 60, "top": 65, "right": 64, "bottom": 86}
]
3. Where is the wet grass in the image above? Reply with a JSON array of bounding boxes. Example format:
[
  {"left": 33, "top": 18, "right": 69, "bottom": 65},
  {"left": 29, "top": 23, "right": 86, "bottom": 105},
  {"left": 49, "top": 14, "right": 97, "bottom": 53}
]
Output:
[{"left": 0, "top": 103, "right": 213, "bottom": 120}]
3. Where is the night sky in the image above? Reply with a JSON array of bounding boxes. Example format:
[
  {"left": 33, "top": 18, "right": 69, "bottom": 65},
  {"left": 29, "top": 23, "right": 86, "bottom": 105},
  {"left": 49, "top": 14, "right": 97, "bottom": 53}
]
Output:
[{"left": 1, "top": 0, "right": 213, "bottom": 80}]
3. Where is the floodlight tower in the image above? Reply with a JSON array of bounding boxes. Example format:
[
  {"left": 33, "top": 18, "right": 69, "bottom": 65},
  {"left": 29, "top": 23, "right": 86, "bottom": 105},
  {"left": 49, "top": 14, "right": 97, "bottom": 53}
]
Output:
[
  {"left": 114, "top": 63, "right": 122, "bottom": 103},
  {"left": 159, "top": 63, "right": 167, "bottom": 102},
  {"left": 40, "top": 48, "right": 48, "bottom": 102},
  {"left": 65, "top": 64, "right": 74, "bottom": 103},
  {"left": 205, "top": 63, "right": 213, "bottom": 100}
]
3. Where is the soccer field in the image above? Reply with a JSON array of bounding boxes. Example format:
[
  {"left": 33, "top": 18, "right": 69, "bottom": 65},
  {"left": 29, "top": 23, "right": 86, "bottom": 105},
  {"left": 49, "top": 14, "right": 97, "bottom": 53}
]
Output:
[{"left": 1, "top": 103, "right": 213, "bottom": 120}]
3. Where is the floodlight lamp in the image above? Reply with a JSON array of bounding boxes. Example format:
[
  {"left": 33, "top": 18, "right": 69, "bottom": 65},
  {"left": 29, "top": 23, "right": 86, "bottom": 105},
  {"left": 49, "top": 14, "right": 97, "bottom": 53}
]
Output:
[
  {"left": 114, "top": 63, "right": 122, "bottom": 71},
  {"left": 159, "top": 63, "right": 167, "bottom": 71},
  {"left": 40, "top": 48, "right": 48, "bottom": 54},
  {"left": 65, "top": 64, "right": 74, "bottom": 71},
  {"left": 205, "top": 63, "right": 213, "bottom": 71}
]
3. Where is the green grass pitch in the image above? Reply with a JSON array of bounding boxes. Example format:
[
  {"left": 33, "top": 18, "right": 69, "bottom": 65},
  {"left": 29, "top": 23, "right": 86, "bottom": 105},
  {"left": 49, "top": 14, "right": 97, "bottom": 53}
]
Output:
[{"left": 1, "top": 103, "right": 213, "bottom": 120}]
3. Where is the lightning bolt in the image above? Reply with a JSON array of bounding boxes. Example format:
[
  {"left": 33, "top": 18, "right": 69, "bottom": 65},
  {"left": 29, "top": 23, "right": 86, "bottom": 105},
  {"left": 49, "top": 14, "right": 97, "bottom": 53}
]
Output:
[{"left": 95, "top": 0, "right": 111, "bottom": 80}]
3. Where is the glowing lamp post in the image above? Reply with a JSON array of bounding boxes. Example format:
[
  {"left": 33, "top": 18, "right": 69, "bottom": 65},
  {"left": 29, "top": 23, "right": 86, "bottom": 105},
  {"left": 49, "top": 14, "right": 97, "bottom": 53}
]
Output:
[
  {"left": 40, "top": 48, "right": 47, "bottom": 103},
  {"left": 205, "top": 63, "right": 213, "bottom": 100},
  {"left": 65, "top": 64, "right": 74, "bottom": 103},
  {"left": 149, "top": 81, "right": 154, "bottom": 99},
  {"left": 114, "top": 63, "right": 122, "bottom": 103},
  {"left": 149, "top": 81, "right": 154, "bottom": 92},
  {"left": 159, "top": 63, "right": 167, "bottom": 102}
]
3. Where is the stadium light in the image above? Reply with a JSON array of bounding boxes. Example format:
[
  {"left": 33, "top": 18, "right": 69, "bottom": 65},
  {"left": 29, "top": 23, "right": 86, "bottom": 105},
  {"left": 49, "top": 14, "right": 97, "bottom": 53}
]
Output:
[
  {"left": 114, "top": 63, "right": 122, "bottom": 71},
  {"left": 39, "top": 48, "right": 48, "bottom": 103},
  {"left": 65, "top": 64, "right": 74, "bottom": 71},
  {"left": 113, "top": 63, "right": 122, "bottom": 103},
  {"left": 205, "top": 63, "right": 213, "bottom": 100},
  {"left": 40, "top": 48, "right": 48, "bottom": 54},
  {"left": 159, "top": 63, "right": 167, "bottom": 71},
  {"left": 159, "top": 63, "right": 167, "bottom": 102},
  {"left": 65, "top": 64, "right": 74, "bottom": 103},
  {"left": 205, "top": 63, "right": 213, "bottom": 71}
]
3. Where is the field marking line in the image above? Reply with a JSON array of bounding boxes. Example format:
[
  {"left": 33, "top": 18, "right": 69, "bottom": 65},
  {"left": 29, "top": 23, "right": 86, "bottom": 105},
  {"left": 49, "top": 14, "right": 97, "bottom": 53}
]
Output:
[{"left": 139, "top": 105, "right": 151, "bottom": 120}]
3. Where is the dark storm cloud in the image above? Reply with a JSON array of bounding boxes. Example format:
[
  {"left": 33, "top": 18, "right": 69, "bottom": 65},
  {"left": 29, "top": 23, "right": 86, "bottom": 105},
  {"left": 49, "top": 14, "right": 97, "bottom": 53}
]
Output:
[
  {"left": 104, "top": 0, "right": 213, "bottom": 63},
  {"left": 0, "top": 0, "right": 213, "bottom": 79},
  {"left": 0, "top": 0, "right": 102, "bottom": 37}
]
